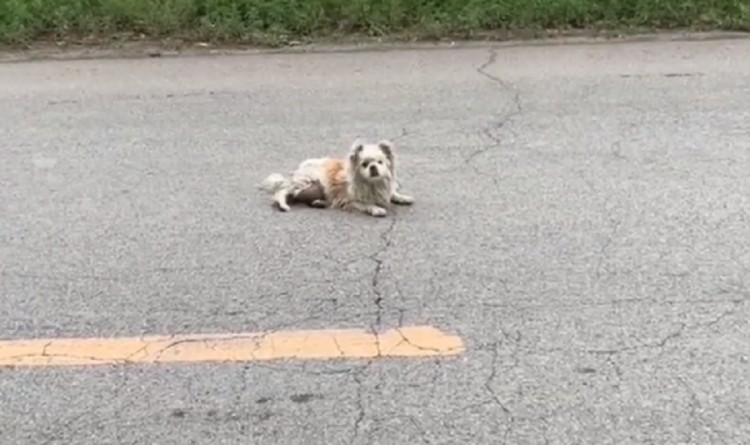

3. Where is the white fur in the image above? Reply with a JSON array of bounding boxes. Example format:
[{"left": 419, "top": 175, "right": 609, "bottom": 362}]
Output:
[{"left": 259, "top": 139, "right": 414, "bottom": 217}]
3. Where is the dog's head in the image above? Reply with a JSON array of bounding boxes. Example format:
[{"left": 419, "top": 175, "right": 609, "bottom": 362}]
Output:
[{"left": 349, "top": 139, "right": 395, "bottom": 184}]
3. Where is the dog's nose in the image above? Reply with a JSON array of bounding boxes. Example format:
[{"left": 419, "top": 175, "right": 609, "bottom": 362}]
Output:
[{"left": 369, "top": 165, "right": 378, "bottom": 177}]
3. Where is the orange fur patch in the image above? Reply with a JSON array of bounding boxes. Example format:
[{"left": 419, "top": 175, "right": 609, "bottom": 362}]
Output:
[{"left": 323, "top": 159, "right": 349, "bottom": 206}]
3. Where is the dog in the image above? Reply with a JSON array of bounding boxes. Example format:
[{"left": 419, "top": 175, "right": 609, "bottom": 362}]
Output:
[{"left": 259, "top": 139, "right": 414, "bottom": 217}]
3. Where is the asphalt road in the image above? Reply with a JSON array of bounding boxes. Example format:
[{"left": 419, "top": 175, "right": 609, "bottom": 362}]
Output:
[{"left": 2, "top": 37, "right": 750, "bottom": 444}]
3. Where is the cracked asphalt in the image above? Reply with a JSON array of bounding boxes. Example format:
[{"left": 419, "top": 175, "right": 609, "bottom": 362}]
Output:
[{"left": 2, "top": 37, "right": 750, "bottom": 444}]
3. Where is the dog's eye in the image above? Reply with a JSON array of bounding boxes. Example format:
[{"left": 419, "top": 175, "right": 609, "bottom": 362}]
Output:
[
  {"left": 362, "top": 162, "right": 370, "bottom": 168},
  {"left": 377, "top": 160, "right": 383, "bottom": 164}
]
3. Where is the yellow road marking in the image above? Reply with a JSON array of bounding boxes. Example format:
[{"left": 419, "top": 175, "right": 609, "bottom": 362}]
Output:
[{"left": 0, "top": 325, "right": 464, "bottom": 368}]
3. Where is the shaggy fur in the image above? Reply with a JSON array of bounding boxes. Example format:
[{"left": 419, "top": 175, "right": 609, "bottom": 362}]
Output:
[{"left": 259, "top": 139, "right": 414, "bottom": 217}]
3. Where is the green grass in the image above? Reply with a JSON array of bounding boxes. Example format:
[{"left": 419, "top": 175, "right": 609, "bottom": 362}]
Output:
[{"left": 1, "top": 0, "right": 749, "bottom": 46}]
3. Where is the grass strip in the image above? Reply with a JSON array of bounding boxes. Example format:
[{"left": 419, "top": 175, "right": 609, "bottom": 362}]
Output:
[{"left": 1, "top": 0, "right": 749, "bottom": 46}]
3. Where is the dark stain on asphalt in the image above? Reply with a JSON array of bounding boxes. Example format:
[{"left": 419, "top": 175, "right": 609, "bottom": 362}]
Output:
[
  {"left": 290, "top": 393, "right": 323, "bottom": 403},
  {"left": 663, "top": 72, "right": 702, "bottom": 78}
]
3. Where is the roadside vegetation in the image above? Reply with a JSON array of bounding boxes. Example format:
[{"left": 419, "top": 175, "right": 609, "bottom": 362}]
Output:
[{"left": 1, "top": 0, "right": 749, "bottom": 46}]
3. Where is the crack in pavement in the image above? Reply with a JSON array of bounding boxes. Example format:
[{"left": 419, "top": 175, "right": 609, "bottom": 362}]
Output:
[
  {"left": 676, "top": 376, "right": 721, "bottom": 443},
  {"left": 465, "top": 48, "right": 523, "bottom": 187},
  {"left": 350, "top": 370, "right": 367, "bottom": 445},
  {"left": 606, "top": 355, "right": 624, "bottom": 389},
  {"left": 368, "top": 216, "right": 399, "bottom": 330},
  {"left": 391, "top": 329, "right": 443, "bottom": 355},
  {"left": 594, "top": 218, "right": 623, "bottom": 280},
  {"left": 427, "top": 358, "right": 443, "bottom": 402},
  {"left": 484, "top": 342, "right": 515, "bottom": 441},
  {"left": 482, "top": 295, "right": 747, "bottom": 310},
  {"left": 477, "top": 301, "right": 743, "bottom": 366},
  {"left": 247, "top": 361, "right": 362, "bottom": 377},
  {"left": 587, "top": 303, "right": 741, "bottom": 357},
  {"left": 444, "top": 341, "right": 517, "bottom": 438},
  {"left": 404, "top": 415, "right": 435, "bottom": 445}
]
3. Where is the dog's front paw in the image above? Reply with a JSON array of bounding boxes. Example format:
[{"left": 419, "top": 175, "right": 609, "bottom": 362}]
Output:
[
  {"left": 391, "top": 193, "right": 414, "bottom": 205},
  {"left": 369, "top": 206, "right": 387, "bottom": 217}
]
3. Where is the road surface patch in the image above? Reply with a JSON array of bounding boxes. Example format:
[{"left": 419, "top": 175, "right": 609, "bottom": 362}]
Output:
[{"left": 0, "top": 325, "right": 464, "bottom": 368}]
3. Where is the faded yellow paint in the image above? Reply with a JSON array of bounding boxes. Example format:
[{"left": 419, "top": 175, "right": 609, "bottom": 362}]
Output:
[{"left": 0, "top": 326, "right": 464, "bottom": 367}]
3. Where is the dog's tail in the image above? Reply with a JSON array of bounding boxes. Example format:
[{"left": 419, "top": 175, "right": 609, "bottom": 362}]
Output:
[
  {"left": 259, "top": 173, "right": 292, "bottom": 211},
  {"left": 259, "top": 173, "right": 289, "bottom": 193}
]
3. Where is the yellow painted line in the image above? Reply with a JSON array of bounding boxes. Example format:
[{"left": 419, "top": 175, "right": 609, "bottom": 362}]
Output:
[{"left": 0, "top": 325, "right": 464, "bottom": 368}]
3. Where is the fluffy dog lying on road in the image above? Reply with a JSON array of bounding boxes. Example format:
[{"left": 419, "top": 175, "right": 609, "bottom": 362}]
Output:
[{"left": 260, "top": 139, "right": 414, "bottom": 217}]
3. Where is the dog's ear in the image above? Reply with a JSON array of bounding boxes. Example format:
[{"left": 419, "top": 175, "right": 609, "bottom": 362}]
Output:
[
  {"left": 349, "top": 140, "right": 364, "bottom": 164},
  {"left": 377, "top": 140, "right": 394, "bottom": 161}
]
